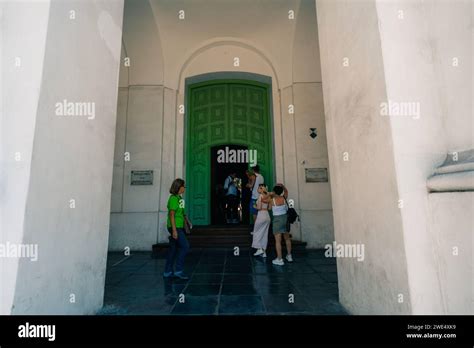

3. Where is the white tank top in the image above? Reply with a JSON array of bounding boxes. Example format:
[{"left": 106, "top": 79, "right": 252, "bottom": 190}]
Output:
[{"left": 272, "top": 198, "right": 288, "bottom": 216}]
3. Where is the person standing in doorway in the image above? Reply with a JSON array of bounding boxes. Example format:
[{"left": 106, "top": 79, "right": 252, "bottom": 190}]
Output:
[
  {"left": 245, "top": 169, "right": 256, "bottom": 191},
  {"left": 244, "top": 170, "right": 255, "bottom": 225},
  {"left": 224, "top": 170, "right": 239, "bottom": 224},
  {"left": 252, "top": 184, "right": 271, "bottom": 257},
  {"left": 164, "top": 178, "right": 191, "bottom": 279},
  {"left": 269, "top": 183, "right": 293, "bottom": 265},
  {"left": 249, "top": 165, "right": 264, "bottom": 234}
]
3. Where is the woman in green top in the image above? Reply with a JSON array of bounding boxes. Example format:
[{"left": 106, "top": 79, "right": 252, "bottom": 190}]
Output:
[{"left": 164, "top": 178, "right": 192, "bottom": 279}]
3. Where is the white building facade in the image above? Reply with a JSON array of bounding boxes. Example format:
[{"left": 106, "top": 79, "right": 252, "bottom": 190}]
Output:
[{"left": 1, "top": 0, "right": 472, "bottom": 315}]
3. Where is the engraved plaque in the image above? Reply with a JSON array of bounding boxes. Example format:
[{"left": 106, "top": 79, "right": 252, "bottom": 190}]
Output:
[
  {"left": 131, "top": 170, "right": 153, "bottom": 185},
  {"left": 305, "top": 168, "right": 328, "bottom": 182}
]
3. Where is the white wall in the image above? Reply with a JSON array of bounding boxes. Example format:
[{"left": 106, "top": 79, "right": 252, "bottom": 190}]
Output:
[
  {"left": 110, "top": 0, "right": 165, "bottom": 251},
  {"left": 123, "top": 0, "right": 163, "bottom": 86},
  {"left": 0, "top": 0, "right": 51, "bottom": 315},
  {"left": 317, "top": 0, "right": 472, "bottom": 314},
  {"left": 427, "top": 0, "right": 472, "bottom": 153},
  {"left": 428, "top": 192, "right": 473, "bottom": 314},
  {"left": 293, "top": 83, "right": 333, "bottom": 248},
  {"left": 109, "top": 0, "right": 335, "bottom": 250},
  {"left": 316, "top": 0, "right": 412, "bottom": 314},
  {"left": 292, "top": 0, "right": 333, "bottom": 248},
  {"left": 109, "top": 86, "right": 164, "bottom": 249},
  {"left": 3, "top": 0, "right": 124, "bottom": 314},
  {"left": 376, "top": 0, "right": 472, "bottom": 314}
]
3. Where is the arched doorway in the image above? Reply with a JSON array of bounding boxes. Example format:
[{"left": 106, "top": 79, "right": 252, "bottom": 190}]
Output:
[
  {"left": 185, "top": 78, "right": 274, "bottom": 226},
  {"left": 210, "top": 144, "right": 249, "bottom": 225}
]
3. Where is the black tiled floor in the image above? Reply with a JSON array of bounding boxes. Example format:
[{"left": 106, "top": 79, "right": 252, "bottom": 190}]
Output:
[
  {"left": 253, "top": 274, "right": 288, "bottom": 285},
  {"left": 262, "top": 294, "right": 313, "bottom": 314},
  {"left": 257, "top": 281, "right": 300, "bottom": 295},
  {"left": 223, "top": 274, "right": 255, "bottom": 283},
  {"left": 171, "top": 295, "right": 219, "bottom": 315},
  {"left": 319, "top": 272, "right": 339, "bottom": 283},
  {"left": 194, "top": 264, "right": 225, "bottom": 273},
  {"left": 219, "top": 295, "right": 265, "bottom": 315},
  {"left": 190, "top": 273, "right": 223, "bottom": 284},
  {"left": 184, "top": 284, "right": 221, "bottom": 296},
  {"left": 100, "top": 249, "right": 348, "bottom": 315},
  {"left": 162, "top": 281, "right": 188, "bottom": 296},
  {"left": 128, "top": 295, "right": 177, "bottom": 315},
  {"left": 221, "top": 283, "right": 259, "bottom": 295},
  {"left": 224, "top": 264, "right": 253, "bottom": 273}
]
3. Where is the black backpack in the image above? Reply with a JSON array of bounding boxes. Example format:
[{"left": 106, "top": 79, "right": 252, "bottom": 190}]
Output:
[{"left": 284, "top": 197, "right": 299, "bottom": 224}]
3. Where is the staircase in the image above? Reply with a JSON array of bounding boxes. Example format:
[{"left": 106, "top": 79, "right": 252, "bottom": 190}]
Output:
[{"left": 152, "top": 224, "right": 307, "bottom": 254}]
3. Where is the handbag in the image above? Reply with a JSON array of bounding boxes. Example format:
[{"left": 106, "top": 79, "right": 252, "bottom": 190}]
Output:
[{"left": 284, "top": 196, "right": 299, "bottom": 231}]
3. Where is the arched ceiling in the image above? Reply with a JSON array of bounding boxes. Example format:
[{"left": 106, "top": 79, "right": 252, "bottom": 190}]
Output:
[{"left": 121, "top": 0, "right": 321, "bottom": 89}]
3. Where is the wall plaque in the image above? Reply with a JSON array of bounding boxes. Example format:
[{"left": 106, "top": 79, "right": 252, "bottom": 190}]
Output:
[
  {"left": 305, "top": 168, "right": 328, "bottom": 182},
  {"left": 131, "top": 170, "right": 153, "bottom": 185}
]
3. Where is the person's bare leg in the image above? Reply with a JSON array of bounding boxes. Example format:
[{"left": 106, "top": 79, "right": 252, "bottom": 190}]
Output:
[
  {"left": 283, "top": 233, "right": 292, "bottom": 255},
  {"left": 275, "top": 234, "right": 282, "bottom": 259}
]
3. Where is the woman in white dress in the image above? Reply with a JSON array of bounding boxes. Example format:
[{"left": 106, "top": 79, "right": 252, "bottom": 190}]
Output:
[{"left": 252, "top": 184, "right": 272, "bottom": 258}]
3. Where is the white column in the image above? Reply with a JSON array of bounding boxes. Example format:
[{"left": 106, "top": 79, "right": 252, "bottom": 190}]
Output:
[
  {"left": 280, "top": 85, "right": 302, "bottom": 241},
  {"left": 376, "top": 0, "right": 472, "bottom": 314},
  {"left": 316, "top": 0, "right": 411, "bottom": 314},
  {"left": 0, "top": 0, "right": 51, "bottom": 315},
  {"left": 158, "top": 87, "right": 178, "bottom": 243},
  {"left": 2, "top": 0, "right": 124, "bottom": 314}
]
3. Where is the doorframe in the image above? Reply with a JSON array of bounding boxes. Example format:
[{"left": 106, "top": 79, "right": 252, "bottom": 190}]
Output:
[
  {"left": 184, "top": 72, "right": 275, "bottom": 225},
  {"left": 210, "top": 143, "right": 249, "bottom": 225}
]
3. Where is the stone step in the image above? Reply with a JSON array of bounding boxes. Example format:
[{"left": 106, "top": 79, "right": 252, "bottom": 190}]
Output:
[
  {"left": 190, "top": 226, "right": 250, "bottom": 236},
  {"left": 153, "top": 225, "right": 307, "bottom": 254},
  {"left": 152, "top": 236, "right": 307, "bottom": 254}
]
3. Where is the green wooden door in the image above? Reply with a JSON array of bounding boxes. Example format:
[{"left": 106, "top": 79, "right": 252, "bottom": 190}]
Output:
[{"left": 186, "top": 79, "right": 273, "bottom": 225}]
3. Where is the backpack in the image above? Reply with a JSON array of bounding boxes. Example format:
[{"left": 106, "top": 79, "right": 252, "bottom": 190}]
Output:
[{"left": 284, "top": 197, "right": 299, "bottom": 224}]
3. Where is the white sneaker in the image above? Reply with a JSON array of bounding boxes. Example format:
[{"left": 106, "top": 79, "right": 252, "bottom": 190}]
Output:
[
  {"left": 286, "top": 254, "right": 293, "bottom": 263},
  {"left": 261, "top": 252, "right": 267, "bottom": 258},
  {"left": 254, "top": 248, "right": 264, "bottom": 256},
  {"left": 272, "top": 258, "right": 284, "bottom": 266}
]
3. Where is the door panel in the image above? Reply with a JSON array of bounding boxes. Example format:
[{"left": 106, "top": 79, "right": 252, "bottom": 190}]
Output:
[{"left": 187, "top": 80, "right": 273, "bottom": 225}]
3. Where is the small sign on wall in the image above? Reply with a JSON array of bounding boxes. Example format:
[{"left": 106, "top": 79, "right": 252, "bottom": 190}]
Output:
[
  {"left": 131, "top": 170, "right": 153, "bottom": 185},
  {"left": 305, "top": 168, "right": 328, "bottom": 182}
]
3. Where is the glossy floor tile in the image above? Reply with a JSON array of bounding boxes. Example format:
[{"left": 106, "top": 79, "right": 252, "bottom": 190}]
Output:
[{"left": 101, "top": 248, "right": 348, "bottom": 315}]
